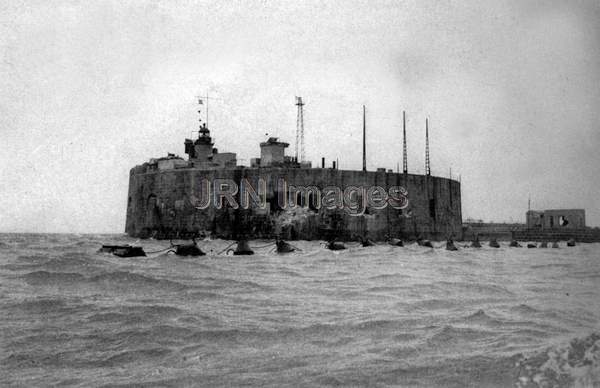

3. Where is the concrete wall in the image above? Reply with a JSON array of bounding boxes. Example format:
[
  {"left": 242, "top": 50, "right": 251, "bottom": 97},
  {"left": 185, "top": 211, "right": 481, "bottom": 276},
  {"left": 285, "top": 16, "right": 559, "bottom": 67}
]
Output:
[
  {"left": 463, "top": 222, "right": 525, "bottom": 241},
  {"left": 125, "top": 166, "right": 462, "bottom": 241},
  {"left": 157, "top": 158, "right": 189, "bottom": 170},
  {"left": 513, "top": 228, "right": 600, "bottom": 243},
  {"left": 212, "top": 152, "right": 237, "bottom": 168}
]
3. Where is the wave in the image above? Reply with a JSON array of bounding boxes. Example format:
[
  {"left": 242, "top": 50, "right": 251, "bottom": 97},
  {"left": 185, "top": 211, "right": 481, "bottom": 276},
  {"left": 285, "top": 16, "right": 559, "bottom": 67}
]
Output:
[
  {"left": 207, "top": 277, "right": 273, "bottom": 291},
  {"left": 530, "top": 263, "right": 573, "bottom": 269},
  {"left": 43, "top": 253, "right": 98, "bottom": 267},
  {"left": 3, "top": 297, "right": 88, "bottom": 317},
  {"left": 570, "top": 270, "right": 600, "bottom": 279},
  {"left": 367, "top": 273, "right": 409, "bottom": 281},
  {"left": 267, "top": 318, "right": 426, "bottom": 338},
  {"left": 185, "top": 322, "right": 350, "bottom": 344},
  {"left": 187, "top": 328, "right": 253, "bottom": 343},
  {"left": 19, "top": 270, "right": 189, "bottom": 291},
  {"left": 428, "top": 325, "right": 495, "bottom": 345},
  {"left": 110, "top": 325, "right": 193, "bottom": 345},
  {"left": 6, "top": 254, "right": 100, "bottom": 273},
  {"left": 89, "top": 271, "right": 188, "bottom": 290},
  {"left": 314, "top": 375, "right": 345, "bottom": 386},
  {"left": 22, "top": 270, "right": 86, "bottom": 284},
  {"left": 511, "top": 328, "right": 554, "bottom": 339},
  {"left": 86, "top": 312, "right": 144, "bottom": 324},
  {"left": 188, "top": 290, "right": 221, "bottom": 299},
  {"left": 365, "top": 286, "right": 405, "bottom": 293},
  {"left": 100, "top": 348, "right": 173, "bottom": 367},
  {"left": 510, "top": 304, "right": 541, "bottom": 315},
  {"left": 87, "top": 305, "right": 184, "bottom": 324},
  {"left": 515, "top": 332, "right": 600, "bottom": 387},
  {"left": 16, "top": 254, "right": 50, "bottom": 263},
  {"left": 17, "top": 298, "right": 69, "bottom": 313},
  {"left": 436, "top": 281, "right": 515, "bottom": 296},
  {"left": 191, "top": 276, "right": 272, "bottom": 291},
  {"left": 458, "top": 309, "right": 566, "bottom": 338},
  {"left": 464, "top": 309, "right": 501, "bottom": 324},
  {"left": 460, "top": 309, "right": 523, "bottom": 328},
  {"left": 276, "top": 269, "right": 303, "bottom": 278},
  {"left": 411, "top": 299, "right": 461, "bottom": 310}
]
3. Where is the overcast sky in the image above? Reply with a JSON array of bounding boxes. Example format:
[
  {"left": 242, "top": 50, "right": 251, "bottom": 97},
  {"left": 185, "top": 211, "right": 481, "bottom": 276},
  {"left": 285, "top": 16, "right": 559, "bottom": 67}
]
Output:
[{"left": 1, "top": 0, "right": 599, "bottom": 233}]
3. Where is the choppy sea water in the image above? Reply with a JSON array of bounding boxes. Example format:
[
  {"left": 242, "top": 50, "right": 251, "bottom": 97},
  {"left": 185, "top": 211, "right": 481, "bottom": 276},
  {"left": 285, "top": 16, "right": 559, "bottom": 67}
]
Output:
[{"left": 1, "top": 234, "right": 599, "bottom": 387}]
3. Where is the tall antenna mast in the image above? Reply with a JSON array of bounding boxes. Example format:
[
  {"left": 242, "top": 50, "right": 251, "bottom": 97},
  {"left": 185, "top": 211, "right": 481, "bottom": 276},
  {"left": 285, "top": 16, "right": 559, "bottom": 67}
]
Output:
[
  {"left": 295, "top": 97, "right": 305, "bottom": 162},
  {"left": 362, "top": 105, "right": 366, "bottom": 172},
  {"left": 402, "top": 111, "right": 408, "bottom": 174},
  {"left": 425, "top": 118, "right": 431, "bottom": 176}
]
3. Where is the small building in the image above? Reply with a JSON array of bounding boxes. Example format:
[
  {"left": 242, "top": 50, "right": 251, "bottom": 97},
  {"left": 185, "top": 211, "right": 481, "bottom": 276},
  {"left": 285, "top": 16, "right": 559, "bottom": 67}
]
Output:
[
  {"left": 147, "top": 154, "right": 189, "bottom": 171},
  {"left": 526, "top": 209, "right": 585, "bottom": 229},
  {"left": 259, "top": 137, "right": 289, "bottom": 166},
  {"left": 212, "top": 151, "right": 237, "bottom": 168}
]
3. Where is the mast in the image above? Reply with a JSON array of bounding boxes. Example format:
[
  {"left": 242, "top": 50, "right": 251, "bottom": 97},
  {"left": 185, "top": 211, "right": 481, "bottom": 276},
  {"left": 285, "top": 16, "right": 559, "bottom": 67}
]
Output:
[
  {"left": 362, "top": 105, "right": 366, "bottom": 172},
  {"left": 295, "top": 97, "right": 305, "bottom": 162},
  {"left": 403, "top": 110, "right": 408, "bottom": 174},
  {"left": 425, "top": 118, "right": 430, "bottom": 176},
  {"left": 197, "top": 98, "right": 203, "bottom": 131}
]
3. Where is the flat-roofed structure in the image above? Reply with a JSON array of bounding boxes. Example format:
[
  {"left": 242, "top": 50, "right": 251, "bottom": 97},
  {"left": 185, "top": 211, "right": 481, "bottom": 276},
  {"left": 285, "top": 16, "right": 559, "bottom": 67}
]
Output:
[{"left": 526, "top": 209, "right": 585, "bottom": 229}]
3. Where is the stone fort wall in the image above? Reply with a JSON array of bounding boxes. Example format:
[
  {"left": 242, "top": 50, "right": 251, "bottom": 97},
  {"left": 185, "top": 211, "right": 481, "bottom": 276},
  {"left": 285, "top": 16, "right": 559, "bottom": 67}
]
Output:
[{"left": 125, "top": 166, "right": 462, "bottom": 241}]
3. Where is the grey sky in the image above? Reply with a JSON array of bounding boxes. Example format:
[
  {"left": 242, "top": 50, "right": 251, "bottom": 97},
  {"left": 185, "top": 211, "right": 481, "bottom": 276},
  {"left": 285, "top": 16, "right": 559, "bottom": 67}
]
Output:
[{"left": 1, "top": 0, "right": 599, "bottom": 233}]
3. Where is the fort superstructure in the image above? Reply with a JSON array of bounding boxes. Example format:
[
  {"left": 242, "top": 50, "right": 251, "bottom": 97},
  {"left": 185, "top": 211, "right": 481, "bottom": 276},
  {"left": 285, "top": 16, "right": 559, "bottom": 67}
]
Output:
[{"left": 125, "top": 101, "right": 462, "bottom": 241}]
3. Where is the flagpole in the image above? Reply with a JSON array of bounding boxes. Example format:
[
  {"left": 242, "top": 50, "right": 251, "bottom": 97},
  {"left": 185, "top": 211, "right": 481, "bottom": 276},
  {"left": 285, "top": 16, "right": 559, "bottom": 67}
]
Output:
[{"left": 197, "top": 93, "right": 224, "bottom": 128}]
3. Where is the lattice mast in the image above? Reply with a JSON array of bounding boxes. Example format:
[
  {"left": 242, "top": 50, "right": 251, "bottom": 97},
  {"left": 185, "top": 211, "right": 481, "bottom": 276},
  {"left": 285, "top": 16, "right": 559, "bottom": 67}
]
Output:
[
  {"left": 425, "top": 118, "right": 431, "bottom": 176},
  {"left": 295, "top": 97, "right": 305, "bottom": 162},
  {"left": 403, "top": 111, "right": 408, "bottom": 174}
]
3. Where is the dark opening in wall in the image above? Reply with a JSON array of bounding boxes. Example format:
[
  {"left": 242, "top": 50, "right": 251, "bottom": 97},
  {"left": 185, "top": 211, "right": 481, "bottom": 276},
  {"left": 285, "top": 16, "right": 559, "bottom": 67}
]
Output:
[
  {"left": 429, "top": 198, "right": 436, "bottom": 219},
  {"left": 270, "top": 192, "right": 283, "bottom": 212},
  {"left": 295, "top": 192, "right": 304, "bottom": 207},
  {"left": 308, "top": 193, "right": 319, "bottom": 211},
  {"left": 559, "top": 216, "right": 569, "bottom": 226},
  {"left": 293, "top": 191, "right": 319, "bottom": 211}
]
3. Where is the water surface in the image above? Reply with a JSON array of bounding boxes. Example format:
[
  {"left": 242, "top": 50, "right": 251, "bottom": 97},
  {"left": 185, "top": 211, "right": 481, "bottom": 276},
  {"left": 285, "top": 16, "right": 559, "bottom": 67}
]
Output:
[{"left": 1, "top": 234, "right": 599, "bottom": 387}]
